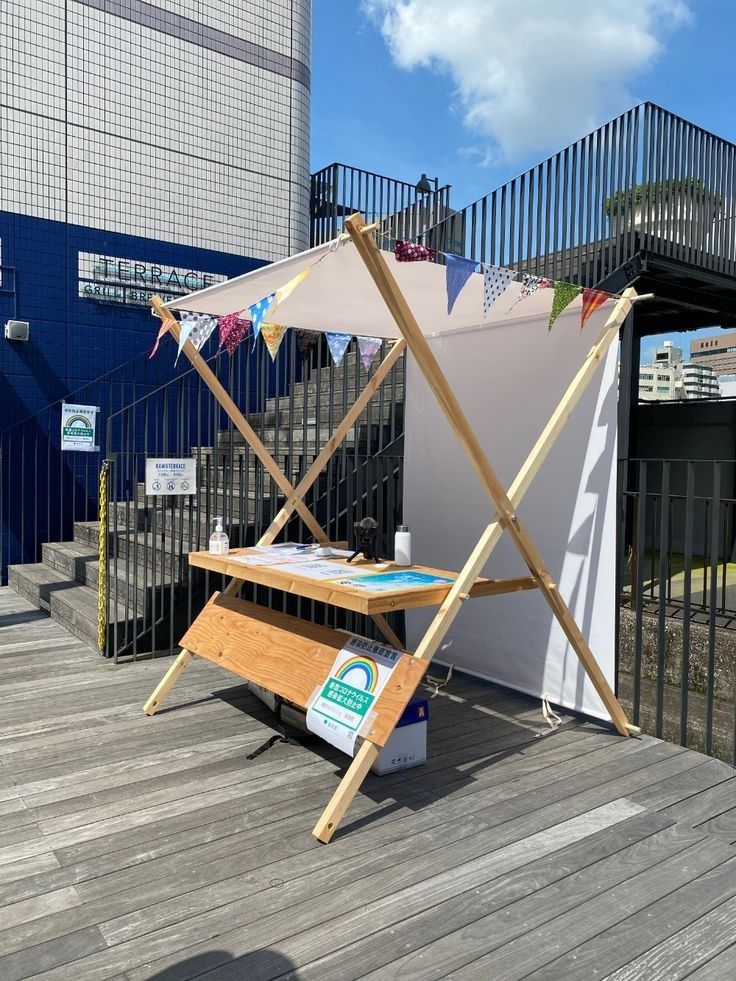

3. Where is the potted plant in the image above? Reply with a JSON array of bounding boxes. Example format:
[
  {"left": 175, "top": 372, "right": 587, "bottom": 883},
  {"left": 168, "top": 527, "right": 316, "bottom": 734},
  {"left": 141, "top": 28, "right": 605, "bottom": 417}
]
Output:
[{"left": 604, "top": 178, "right": 722, "bottom": 246}]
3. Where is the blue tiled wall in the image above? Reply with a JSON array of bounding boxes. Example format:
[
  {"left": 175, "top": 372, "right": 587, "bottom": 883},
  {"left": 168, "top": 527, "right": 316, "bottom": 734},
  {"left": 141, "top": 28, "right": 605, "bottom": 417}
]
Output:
[
  {"left": 0, "top": 211, "right": 269, "bottom": 580},
  {"left": 0, "top": 211, "right": 266, "bottom": 430}
]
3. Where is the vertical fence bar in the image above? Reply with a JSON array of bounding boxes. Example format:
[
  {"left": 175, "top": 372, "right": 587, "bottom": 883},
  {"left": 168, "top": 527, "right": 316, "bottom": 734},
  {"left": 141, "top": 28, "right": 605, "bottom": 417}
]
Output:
[
  {"left": 656, "top": 461, "right": 670, "bottom": 738},
  {"left": 706, "top": 462, "right": 721, "bottom": 755}
]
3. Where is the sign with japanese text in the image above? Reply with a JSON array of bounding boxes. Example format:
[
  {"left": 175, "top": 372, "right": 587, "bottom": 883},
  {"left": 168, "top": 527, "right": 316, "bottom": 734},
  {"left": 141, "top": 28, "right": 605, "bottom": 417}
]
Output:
[
  {"left": 145, "top": 458, "right": 197, "bottom": 496},
  {"left": 60, "top": 403, "right": 99, "bottom": 452},
  {"left": 306, "top": 636, "right": 403, "bottom": 756}
]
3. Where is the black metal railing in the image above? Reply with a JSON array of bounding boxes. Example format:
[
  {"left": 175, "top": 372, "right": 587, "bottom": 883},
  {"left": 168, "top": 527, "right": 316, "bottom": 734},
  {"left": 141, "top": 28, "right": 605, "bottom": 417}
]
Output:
[
  {"left": 104, "top": 331, "right": 405, "bottom": 661},
  {"left": 619, "top": 458, "right": 736, "bottom": 763},
  {"left": 311, "top": 163, "right": 453, "bottom": 246},
  {"left": 420, "top": 103, "right": 736, "bottom": 285},
  {"left": 0, "top": 348, "right": 181, "bottom": 584}
]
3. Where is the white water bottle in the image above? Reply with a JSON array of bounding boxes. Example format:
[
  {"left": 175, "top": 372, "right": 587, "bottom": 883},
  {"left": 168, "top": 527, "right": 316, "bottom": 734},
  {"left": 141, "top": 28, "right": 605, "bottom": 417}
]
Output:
[
  {"left": 394, "top": 525, "right": 411, "bottom": 566},
  {"left": 209, "top": 516, "right": 229, "bottom": 555}
]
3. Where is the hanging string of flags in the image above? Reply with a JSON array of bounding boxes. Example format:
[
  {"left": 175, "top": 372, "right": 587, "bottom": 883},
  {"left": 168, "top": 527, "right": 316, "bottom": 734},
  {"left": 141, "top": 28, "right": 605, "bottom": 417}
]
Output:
[{"left": 151, "top": 236, "right": 618, "bottom": 365}]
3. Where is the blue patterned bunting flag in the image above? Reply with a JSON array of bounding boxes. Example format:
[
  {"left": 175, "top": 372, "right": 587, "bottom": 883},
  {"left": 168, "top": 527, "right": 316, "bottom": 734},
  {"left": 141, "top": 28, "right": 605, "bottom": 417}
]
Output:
[
  {"left": 248, "top": 293, "right": 276, "bottom": 345},
  {"left": 445, "top": 254, "right": 478, "bottom": 314},
  {"left": 326, "top": 332, "right": 351, "bottom": 367}
]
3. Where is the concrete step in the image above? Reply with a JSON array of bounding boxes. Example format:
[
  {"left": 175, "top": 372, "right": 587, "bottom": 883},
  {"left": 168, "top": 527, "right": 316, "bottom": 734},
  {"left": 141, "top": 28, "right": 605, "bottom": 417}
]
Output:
[
  {"left": 41, "top": 540, "right": 178, "bottom": 616},
  {"left": 7, "top": 562, "right": 140, "bottom": 653}
]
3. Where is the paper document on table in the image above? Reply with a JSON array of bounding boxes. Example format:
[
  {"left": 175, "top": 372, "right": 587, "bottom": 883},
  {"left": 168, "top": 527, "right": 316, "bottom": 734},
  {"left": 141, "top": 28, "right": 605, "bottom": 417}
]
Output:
[
  {"left": 229, "top": 552, "right": 301, "bottom": 567},
  {"left": 274, "top": 560, "right": 375, "bottom": 581},
  {"left": 306, "top": 636, "right": 403, "bottom": 755}
]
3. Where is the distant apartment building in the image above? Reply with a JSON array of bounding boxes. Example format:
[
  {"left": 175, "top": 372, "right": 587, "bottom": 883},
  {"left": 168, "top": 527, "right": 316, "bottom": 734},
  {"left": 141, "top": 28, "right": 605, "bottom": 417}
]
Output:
[
  {"left": 690, "top": 331, "right": 736, "bottom": 373},
  {"left": 639, "top": 340, "right": 720, "bottom": 401}
]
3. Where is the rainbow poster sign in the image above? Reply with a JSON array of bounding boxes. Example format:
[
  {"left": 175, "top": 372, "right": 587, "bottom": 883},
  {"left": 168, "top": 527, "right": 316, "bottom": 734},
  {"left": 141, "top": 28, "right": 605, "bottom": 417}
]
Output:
[{"left": 306, "top": 636, "right": 403, "bottom": 756}]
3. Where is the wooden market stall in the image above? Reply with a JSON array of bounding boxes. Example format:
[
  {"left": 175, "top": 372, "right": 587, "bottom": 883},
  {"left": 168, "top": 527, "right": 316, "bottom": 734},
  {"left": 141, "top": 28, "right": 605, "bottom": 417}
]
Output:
[{"left": 143, "top": 213, "right": 648, "bottom": 842}]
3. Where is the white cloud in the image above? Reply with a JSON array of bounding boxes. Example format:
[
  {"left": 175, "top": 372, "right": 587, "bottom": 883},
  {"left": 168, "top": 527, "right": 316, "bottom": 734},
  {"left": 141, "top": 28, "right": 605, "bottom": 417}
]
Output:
[{"left": 364, "top": 0, "right": 692, "bottom": 159}]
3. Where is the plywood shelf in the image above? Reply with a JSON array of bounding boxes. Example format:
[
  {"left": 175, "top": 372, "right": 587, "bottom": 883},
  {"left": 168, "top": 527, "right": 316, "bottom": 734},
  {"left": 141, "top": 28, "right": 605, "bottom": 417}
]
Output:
[
  {"left": 180, "top": 592, "right": 427, "bottom": 746},
  {"left": 187, "top": 549, "right": 538, "bottom": 615}
]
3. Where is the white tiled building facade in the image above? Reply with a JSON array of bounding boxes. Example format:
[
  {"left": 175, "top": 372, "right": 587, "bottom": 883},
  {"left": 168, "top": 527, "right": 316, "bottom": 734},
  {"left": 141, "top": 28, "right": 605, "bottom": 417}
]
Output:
[{"left": 1, "top": 0, "right": 311, "bottom": 260}]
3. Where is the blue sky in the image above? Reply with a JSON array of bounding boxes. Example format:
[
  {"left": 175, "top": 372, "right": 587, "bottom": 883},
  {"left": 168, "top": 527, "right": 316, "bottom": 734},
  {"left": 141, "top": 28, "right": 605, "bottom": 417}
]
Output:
[{"left": 311, "top": 0, "right": 736, "bottom": 358}]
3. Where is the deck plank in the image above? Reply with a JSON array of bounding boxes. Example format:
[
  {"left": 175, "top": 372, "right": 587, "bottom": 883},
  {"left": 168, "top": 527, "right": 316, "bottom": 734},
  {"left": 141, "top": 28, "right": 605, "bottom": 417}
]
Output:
[{"left": 0, "top": 587, "right": 734, "bottom": 981}]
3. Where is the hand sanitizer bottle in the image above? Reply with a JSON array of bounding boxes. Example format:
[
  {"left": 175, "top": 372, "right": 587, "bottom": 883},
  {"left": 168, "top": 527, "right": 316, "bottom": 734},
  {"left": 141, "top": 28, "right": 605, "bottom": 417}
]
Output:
[
  {"left": 209, "top": 517, "right": 229, "bottom": 556},
  {"left": 394, "top": 525, "right": 411, "bottom": 566}
]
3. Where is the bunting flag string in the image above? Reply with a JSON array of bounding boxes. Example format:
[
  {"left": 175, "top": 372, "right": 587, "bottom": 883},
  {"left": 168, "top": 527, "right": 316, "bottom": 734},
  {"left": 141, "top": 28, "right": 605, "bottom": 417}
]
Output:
[
  {"left": 326, "top": 332, "right": 351, "bottom": 367},
  {"left": 548, "top": 283, "right": 583, "bottom": 332},
  {"left": 445, "top": 254, "right": 478, "bottom": 315},
  {"left": 483, "top": 264, "right": 516, "bottom": 318},
  {"left": 581, "top": 288, "right": 610, "bottom": 330},
  {"left": 218, "top": 312, "right": 251, "bottom": 357},
  {"left": 260, "top": 322, "right": 287, "bottom": 361},
  {"left": 395, "top": 240, "right": 437, "bottom": 263},
  {"left": 357, "top": 336, "right": 382, "bottom": 371}
]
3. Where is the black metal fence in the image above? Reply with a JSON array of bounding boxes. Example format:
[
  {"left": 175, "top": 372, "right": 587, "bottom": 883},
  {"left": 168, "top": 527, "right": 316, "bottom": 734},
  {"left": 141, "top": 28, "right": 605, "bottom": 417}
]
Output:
[
  {"left": 103, "top": 331, "right": 405, "bottom": 661},
  {"left": 421, "top": 103, "right": 736, "bottom": 286},
  {"left": 0, "top": 349, "right": 179, "bottom": 584},
  {"left": 619, "top": 458, "right": 736, "bottom": 762},
  {"left": 311, "top": 163, "right": 453, "bottom": 246}
]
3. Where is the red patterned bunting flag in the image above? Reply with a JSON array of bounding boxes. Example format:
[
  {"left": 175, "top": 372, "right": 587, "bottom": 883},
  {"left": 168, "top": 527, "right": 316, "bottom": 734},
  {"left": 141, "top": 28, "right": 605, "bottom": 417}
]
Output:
[
  {"left": 580, "top": 288, "right": 611, "bottom": 329},
  {"left": 394, "top": 240, "right": 436, "bottom": 263},
  {"left": 218, "top": 312, "right": 252, "bottom": 356}
]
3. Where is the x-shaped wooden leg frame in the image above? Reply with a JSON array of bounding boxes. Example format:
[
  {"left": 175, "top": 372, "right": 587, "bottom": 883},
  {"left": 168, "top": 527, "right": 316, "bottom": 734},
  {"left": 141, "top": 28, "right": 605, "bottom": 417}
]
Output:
[
  {"left": 143, "top": 297, "right": 407, "bottom": 714},
  {"left": 309, "top": 214, "right": 642, "bottom": 842}
]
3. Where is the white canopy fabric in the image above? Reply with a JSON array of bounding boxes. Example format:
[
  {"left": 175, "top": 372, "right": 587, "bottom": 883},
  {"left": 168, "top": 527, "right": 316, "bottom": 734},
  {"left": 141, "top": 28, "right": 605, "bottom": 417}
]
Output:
[{"left": 165, "top": 238, "right": 594, "bottom": 339}]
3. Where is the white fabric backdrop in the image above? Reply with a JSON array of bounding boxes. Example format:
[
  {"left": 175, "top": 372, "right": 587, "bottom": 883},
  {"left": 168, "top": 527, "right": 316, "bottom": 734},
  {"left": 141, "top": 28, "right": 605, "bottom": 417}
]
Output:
[{"left": 403, "top": 306, "right": 618, "bottom": 720}]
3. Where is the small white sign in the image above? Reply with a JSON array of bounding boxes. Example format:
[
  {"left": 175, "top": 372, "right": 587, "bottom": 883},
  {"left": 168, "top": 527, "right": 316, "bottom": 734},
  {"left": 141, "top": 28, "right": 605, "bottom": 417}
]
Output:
[
  {"left": 145, "top": 458, "right": 197, "bottom": 495},
  {"left": 61, "top": 403, "right": 99, "bottom": 452}
]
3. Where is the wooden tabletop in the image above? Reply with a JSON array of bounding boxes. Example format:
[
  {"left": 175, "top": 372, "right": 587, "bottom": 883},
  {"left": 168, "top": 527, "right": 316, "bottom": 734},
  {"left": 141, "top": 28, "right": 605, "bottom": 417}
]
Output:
[{"left": 188, "top": 548, "right": 537, "bottom": 615}]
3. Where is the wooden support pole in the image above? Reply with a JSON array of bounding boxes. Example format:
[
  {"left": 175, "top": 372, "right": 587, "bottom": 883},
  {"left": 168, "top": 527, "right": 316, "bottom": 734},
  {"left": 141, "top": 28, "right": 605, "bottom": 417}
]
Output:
[
  {"left": 313, "top": 740, "right": 380, "bottom": 842},
  {"left": 143, "top": 649, "right": 194, "bottom": 716},
  {"left": 343, "top": 212, "right": 632, "bottom": 737}
]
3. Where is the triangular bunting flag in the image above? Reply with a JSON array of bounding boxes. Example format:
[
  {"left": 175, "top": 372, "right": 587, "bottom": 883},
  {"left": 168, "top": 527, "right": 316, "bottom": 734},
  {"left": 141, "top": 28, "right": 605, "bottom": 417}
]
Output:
[
  {"left": 482, "top": 264, "right": 515, "bottom": 318},
  {"left": 581, "top": 288, "right": 611, "bottom": 330},
  {"left": 176, "top": 312, "right": 219, "bottom": 363},
  {"left": 260, "top": 322, "right": 287, "bottom": 361},
  {"left": 296, "top": 329, "right": 320, "bottom": 359},
  {"left": 508, "top": 273, "right": 553, "bottom": 312},
  {"left": 357, "top": 336, "right": 382, "bottom": 371},
  {"left": 394, "top": 240, "right": 436, "bottom": 262},
  {"left": 274, "top": 268, "right": 310, "bottom": 310},
  {"left": 188, "top": 313, "right": 218, "bottom": 352},
  {"left": 325, "top": 332, "right": 351, "bottom": 367},
  {"left": 218, "top": 312, "right": 251, "bottom": 356},
  {"left": 548, "top": 282, "right": 583, "bottom": 332},
  {"left": 149, "top": 316, "right": 174, "bottom": 359},
  {"left": 248, "top": 293, "right": 276, "bottom": 345},
  {"left": 445, "top": 254, "right": 478, "bottom": 314},
  {"left": 521, "top": 274, "right": 553, "bottom": 298}
]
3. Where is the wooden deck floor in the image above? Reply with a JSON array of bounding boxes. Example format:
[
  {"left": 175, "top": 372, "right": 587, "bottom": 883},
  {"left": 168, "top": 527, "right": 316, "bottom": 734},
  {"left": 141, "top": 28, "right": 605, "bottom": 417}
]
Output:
[{"left": 1, "top": 586, "right": 736, "bottom": 981}]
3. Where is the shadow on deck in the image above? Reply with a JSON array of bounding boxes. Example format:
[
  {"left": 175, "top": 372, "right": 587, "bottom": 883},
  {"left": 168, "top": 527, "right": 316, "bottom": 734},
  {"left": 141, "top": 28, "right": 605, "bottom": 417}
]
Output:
[{"left": 1, "top": 586, "right": 735, "bottom": 980}]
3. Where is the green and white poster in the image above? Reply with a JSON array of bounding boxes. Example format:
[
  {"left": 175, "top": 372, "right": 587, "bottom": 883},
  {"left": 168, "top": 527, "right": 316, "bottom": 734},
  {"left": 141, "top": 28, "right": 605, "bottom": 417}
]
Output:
[
  {"left": 306, "top": 636, "right": 403, "bottom": 756},
  {"left": 60, "top": 403, "right": 99, "bottom": 452}
]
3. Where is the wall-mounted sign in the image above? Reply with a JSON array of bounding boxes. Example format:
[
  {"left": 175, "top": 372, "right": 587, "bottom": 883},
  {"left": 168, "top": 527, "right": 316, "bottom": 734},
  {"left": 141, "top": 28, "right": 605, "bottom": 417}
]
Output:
[
  {"left": 145, "top": 458, "right": 197, "bottom": 496},
  {"left": 61, "top": 403, "right": 99, "bottom": 452},
  {"left": 78, "top": 253, "right": 227, "bottom": 307}
]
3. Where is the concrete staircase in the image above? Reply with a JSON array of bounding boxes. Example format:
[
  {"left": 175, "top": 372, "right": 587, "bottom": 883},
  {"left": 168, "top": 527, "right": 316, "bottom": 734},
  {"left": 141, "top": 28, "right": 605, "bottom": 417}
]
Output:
[{"left": 6, "top": 349, "right": 404, "bottom": 653}]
